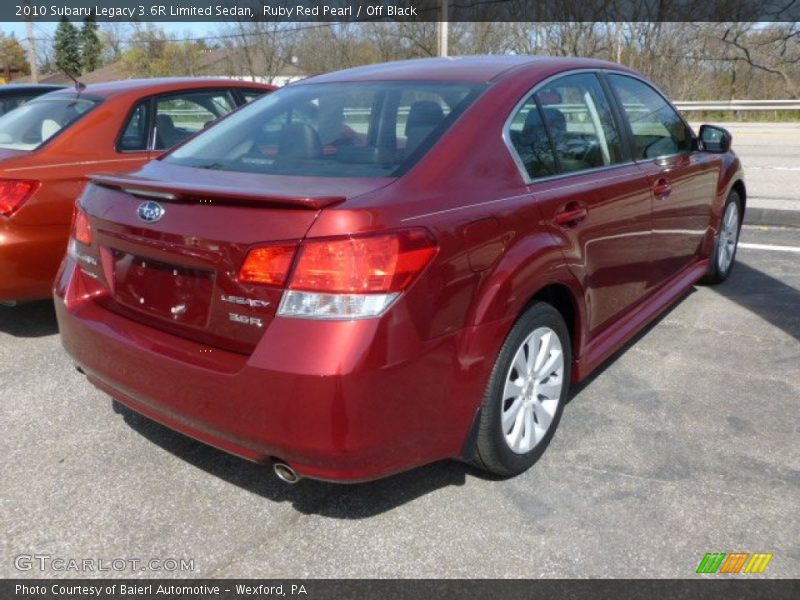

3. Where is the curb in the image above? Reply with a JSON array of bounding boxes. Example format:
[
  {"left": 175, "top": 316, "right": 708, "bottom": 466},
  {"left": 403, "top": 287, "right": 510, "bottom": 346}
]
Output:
[{"left": 743, "top": 207, "right": 800, "bottom": 228}]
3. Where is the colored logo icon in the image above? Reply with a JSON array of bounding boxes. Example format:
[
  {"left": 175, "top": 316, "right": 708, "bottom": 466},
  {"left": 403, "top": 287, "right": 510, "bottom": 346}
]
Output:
[{"left": 696, "top": 552, "right": 773, "bottom": 574}]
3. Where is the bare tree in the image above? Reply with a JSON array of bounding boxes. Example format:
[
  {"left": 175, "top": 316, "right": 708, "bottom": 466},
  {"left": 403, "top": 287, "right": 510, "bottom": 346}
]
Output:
[
  {"left": 713, "top": 23, "right": 800, "bottom": 99},
  {"left": 99, "top": 22, "right": 131, "bottom": 64}
]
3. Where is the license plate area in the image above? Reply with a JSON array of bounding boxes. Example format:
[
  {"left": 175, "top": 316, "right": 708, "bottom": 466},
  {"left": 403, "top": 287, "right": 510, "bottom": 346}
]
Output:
[{"left": 112, "top": 251, "right": 213, "bottom": 327}]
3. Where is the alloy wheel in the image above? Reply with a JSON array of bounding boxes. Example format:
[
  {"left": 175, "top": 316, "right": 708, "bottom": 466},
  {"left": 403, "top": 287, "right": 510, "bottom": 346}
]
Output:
[
  {"left": 717, "top": 201, "right": 740, "bottom": 274},
  {"left": 501, "top": 327, "right": 564, "bottom": 454}
]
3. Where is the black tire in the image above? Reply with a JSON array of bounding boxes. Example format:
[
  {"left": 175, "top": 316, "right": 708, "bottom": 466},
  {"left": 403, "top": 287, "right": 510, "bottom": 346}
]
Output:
[
  {"left": 702, "top": 190, "right": 742, "bottom": 285},
  {"left": 472, "top": 302, "right": 571, "bottom": 477}
]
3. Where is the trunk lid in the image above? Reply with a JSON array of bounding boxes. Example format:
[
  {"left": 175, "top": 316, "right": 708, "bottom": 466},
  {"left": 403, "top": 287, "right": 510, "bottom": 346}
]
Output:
[{"left": 77, "top": 162, "right": 392, "bottom": 353}]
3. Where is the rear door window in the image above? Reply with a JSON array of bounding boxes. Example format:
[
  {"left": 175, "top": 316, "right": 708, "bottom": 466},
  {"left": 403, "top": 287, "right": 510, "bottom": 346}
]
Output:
[
  {"left": 508, "top": 97, "right": 559, "bottom": 178},
  {"left": 0, "top": 94, "right": 36, "bottom": 115},
  {"left": 118, "top": 101, "right": 151, "bottom": 152},
  {"left": 153, "top": 91, "right": 235, "bottom": 150},
  {"left": 508, "top": 72, "right": 624, "bottom": 179},
  {"left": 607, "top": 74, "right": 692, "bottom": 159},
  {"left": 535, "top": 73, "right": 625, "bottom": 174}
]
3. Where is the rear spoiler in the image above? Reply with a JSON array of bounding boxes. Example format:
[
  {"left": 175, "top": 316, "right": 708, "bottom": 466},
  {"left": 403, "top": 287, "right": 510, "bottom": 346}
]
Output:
[{"left": 89, "top": 173, "right": 346, "bottom": 210}]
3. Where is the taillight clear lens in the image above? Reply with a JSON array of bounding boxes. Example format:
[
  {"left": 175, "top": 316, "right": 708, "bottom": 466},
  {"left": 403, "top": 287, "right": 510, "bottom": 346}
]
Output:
[
  {"left": 278, "top": 291, "right": 399, "bottom": 319},
  {"left": 0, "top": 179, "right": 39, "bottom": 217},
  {"left": 70, "top": 206, "right": 92, "bottom": 245},
  {"left": 238, "top": 244, "right": 297, "bottom": 286},
  {"left": 277, "top": 229, "right": 437, "bottom": 319}
]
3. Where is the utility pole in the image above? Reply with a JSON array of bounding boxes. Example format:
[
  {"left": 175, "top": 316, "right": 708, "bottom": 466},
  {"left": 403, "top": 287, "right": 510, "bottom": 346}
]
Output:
[
  {"left": 437, "top": 0, "right": 448, "bottom": 57},
  {"left": 25, "top": 16, "right": 39, "bottom": 82}
]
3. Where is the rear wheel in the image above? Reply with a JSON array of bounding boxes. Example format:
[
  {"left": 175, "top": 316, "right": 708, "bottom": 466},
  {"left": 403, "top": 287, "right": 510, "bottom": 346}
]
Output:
[
  {"left": 472, "top": 302, "right": 571, "bottom": 476},
  {"left": 703, "top": 191, "right": 742, "bottom": 284}
]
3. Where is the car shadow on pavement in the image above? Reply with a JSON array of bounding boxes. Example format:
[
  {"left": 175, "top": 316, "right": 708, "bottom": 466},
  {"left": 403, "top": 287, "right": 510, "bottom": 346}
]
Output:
[
  {"left": 112, "top": 262, "right": 796, "bottom": 516},
  {"left": 712, "top": 260, "right": 800, "bottom": 342},
  {"left": 109, "top": 290, "right": 699, "bottom": 514},
  {"left": 0, "top": 300, "right": 59, "bottom": 337},
  {"left": 113, "top": 400, "right": 495, "bottom": 517}
]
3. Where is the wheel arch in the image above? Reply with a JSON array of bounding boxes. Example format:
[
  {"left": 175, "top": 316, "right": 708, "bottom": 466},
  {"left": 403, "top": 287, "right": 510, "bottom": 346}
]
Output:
[
  {"left": 731, "top": 178, "right": 746, "bottom": 214},
  {"left": 459, "top": 280, "right": 584, "bottom": 464},
  {"left": 524, "top": 283, "right": 581, "bottom": 364},
  {"left": 468, "top": 247, "right": 587, "bottom": 379}
]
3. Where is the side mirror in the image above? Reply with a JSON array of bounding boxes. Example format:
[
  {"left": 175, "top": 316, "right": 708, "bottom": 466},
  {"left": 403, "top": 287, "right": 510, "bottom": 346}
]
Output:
[{"left": 699, "top": 124, "right": 732, "bottom": 153}]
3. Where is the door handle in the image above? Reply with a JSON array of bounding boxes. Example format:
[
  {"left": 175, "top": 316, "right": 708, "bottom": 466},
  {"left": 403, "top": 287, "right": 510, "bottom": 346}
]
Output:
[
  {"left": 653, "top": 178, "right": 672, "bottom": 199},
  {"left": 554, "top": 204, "right": 588, "bottom": 227}
]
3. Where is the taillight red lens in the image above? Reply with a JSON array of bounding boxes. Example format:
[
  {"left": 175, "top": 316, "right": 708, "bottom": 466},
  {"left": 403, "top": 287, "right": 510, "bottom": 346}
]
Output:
[
  {"left": 71, "top": 207, "right": 92, "bottom": 245},
  {"left": 238, "top": 244, "right": 297, "bottom": 286},
  {"left": 290, "top": 229, "right": 437, "bottom": 293},
  {"left": 0, "top": 179, "right": 39, "bottom": 217}
]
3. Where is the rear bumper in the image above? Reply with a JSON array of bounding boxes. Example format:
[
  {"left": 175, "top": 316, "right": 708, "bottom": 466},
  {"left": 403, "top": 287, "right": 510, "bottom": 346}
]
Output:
[
  {"left": 55, "top": 258, "right": 507, "bottom": 482},
  {"left": 0, "top": 220, "right": 68, "bottom": 302}
]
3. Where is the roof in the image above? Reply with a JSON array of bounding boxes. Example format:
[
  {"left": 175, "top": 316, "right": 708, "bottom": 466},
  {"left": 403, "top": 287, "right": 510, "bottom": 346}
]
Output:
[
  {"left": 43, "top": 77, "right": 272, "bottom": 99},
  {"left": 302, "top": 55, "right": 629, "bottom": 85}
]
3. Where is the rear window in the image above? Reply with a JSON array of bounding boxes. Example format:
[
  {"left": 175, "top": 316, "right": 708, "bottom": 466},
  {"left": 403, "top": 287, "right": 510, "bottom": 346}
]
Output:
[
  {"left": 0, "top": 94, "right": 37, "bottom": 116},
  {"left": 165, "top": 81, "right": 485, "bottom": 177},
  {"left": 0, "top": 96, "right": 100, "bottom": 151}
]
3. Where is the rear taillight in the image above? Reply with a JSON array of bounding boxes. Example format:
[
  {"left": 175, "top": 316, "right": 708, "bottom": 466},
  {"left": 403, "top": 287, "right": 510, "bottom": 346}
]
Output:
[
  {"left": 238, "top": 244, "right": 296, "bottom": 286},
  {"left": 289, "top": 231, "right": 437, "bottom": 293},
  {"left": 0, "top": 179, "right": 39, "bottom": 217},
  {"left": 70, "top": 206, "right": 92, "bottom": 245},
  {"left": 239, "top": 229, "right": 437, "bottom": 319}
]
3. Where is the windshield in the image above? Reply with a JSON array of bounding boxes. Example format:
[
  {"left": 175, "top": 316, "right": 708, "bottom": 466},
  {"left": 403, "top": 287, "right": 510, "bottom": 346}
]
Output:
[
  {"left": 0, "top": 96, "right": 100, "bottom": 151},
  {"left": 165, "top": 81, "right": 485, "bottom": 177}
]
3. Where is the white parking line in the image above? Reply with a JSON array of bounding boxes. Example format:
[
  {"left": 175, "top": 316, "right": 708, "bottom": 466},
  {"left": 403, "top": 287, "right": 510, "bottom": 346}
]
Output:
[
  {"left": 739, "top": 242, "right": 800, "bottom": 253},
  {"left": 744, "top": 166, "right": 800, "bottom": 171}
]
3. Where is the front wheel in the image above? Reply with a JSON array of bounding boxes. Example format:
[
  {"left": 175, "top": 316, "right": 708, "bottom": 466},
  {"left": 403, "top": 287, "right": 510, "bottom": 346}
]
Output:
[
  {"left": 472, "top": 302, "right": 571, "bottom": 477},
  {"left": 703, "top": 190, "right": 742, "bottom": 284}
]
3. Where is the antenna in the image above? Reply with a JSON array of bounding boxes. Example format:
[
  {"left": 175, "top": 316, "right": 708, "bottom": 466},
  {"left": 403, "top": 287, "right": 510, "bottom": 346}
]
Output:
[{"left": 64, "top": 71, "right": 86, "bottom": 93}]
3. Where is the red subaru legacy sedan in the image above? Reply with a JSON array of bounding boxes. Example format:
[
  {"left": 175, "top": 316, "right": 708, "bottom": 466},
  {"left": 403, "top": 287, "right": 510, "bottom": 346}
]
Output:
[
  {"left": 55, "top": 57, "right": 745, "bottom": 483},
  {"left": 0, "top": 78, "right": 273, "bottom": 303}
]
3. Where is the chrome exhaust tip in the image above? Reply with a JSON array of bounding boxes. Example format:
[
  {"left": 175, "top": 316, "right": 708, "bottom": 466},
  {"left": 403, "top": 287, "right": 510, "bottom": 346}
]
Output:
[
  {"left": 0, "top": 301, "right": 17, "bottom": 307},
  {"left": 273, "top": 462, "right": 301, "bottom": 484}
]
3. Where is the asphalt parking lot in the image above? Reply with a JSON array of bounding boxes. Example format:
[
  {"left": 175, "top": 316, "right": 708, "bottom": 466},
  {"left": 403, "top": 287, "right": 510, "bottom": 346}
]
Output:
[
  {"left": 1, "top": 224, "right": 797, "bottom": 579},
  {"left": 695, "top": 122, "right": 800, "bottom": 227}
]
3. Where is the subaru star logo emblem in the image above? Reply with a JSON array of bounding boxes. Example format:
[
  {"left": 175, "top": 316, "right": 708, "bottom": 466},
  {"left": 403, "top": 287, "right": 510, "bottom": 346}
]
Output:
[{"left": 137, "top": 201, "right": 165, "bottom": 223}]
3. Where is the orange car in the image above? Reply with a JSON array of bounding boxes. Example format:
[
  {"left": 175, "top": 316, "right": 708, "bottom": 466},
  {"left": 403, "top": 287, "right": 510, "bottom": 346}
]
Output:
[{"left": 0, "top": 78, "right": 274, "bottom": 303}]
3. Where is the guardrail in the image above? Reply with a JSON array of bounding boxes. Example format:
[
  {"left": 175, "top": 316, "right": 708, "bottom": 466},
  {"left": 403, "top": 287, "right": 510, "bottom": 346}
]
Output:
[
  {"left": 674, "top": 100, "right": 800, "bottom": 111},
  {"left": 163, "top": 99, "right": 800, "bottom": 121}
]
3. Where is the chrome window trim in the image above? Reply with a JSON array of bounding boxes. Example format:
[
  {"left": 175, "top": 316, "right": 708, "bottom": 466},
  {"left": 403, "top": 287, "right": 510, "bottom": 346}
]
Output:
[{"left": 501, "top": 67, "right": 694, "bottom": 186}]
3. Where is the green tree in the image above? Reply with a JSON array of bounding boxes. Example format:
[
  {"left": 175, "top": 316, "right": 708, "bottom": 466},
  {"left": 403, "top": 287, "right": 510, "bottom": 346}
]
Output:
[
  {"left": 81, "top": 14, "right": 102, "bottom": 74},
  {"left": 120, "top": 25, "right": 208, "bottom": 77},
  {"left": 0, "top": 33, "right": 30, "bottom": 78},
  {"left": 54, "top": 17, "right": 81, "bottom": 75}
]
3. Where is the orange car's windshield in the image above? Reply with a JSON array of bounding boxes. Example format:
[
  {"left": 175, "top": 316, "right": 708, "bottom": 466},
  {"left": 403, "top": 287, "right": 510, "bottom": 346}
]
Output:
[{"left": 0, "top": 96, "right": 100, "bottom": 151}]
